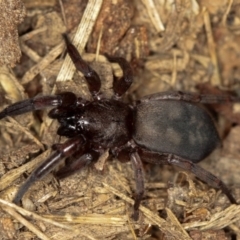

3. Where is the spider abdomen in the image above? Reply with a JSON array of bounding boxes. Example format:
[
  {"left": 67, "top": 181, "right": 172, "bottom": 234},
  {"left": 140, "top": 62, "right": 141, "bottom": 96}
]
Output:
[{"left": 133, "top": 100, "right": 220, "bottom": 162}]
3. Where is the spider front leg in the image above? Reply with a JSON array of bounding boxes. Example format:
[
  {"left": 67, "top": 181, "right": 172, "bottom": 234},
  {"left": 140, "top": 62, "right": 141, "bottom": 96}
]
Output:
[
  {"left": 13, "top": 137, "right": 84, "bottom": 204},
  {"left": 140, "top": 91, "right": 240, "bottom": 104},
  {"left": 63, "top": 34, "right": 101, "bottom": 99},
  {"left": 0, "top": 92, "right": 77, "bottom": 119}
]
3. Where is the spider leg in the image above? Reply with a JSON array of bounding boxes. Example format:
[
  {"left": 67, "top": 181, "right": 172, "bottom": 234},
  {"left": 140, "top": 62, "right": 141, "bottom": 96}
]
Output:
[
  {"left": 62, "top": 34, "right": 101, "bottom": 99},
  {"left": 139, "top": 149, "right": 237, "bottom": 204},
  {"left": 130, "top": 151, "right": 144, "bottom": 220},
  {"left": 55, "top": 150, "right": 99, "bottom": 179},
  {"left": 140, "top": 91, "right": 240, "bottom": 104},
  {"left": 13, "top": 136, "right": 84, "bottom": 204},
  {"left": 0, "top": 92, "right": 77, "bottom": 120},
  {"left": 168, "top": 155, "right": 237, "bottom": 204},
  {"left": 105, "top": 55, "right": 133, "bottom": 98}
]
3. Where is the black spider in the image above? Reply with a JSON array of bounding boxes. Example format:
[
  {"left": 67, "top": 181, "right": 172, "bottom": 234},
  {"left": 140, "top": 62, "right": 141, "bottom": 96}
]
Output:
[{"left": 0, "top": 34, "right": 238, "bottom": 220}]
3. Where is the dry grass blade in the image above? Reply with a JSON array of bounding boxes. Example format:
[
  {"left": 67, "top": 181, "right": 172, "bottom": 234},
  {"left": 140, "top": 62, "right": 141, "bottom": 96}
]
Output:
[
  {"left": 141, "top": 0, "right": 165, "bottom": 32},
  {"left": 222, "top": 0, "right": 234, "bottom": 26},
  {"left": 6, "top": 117, "right": 44, "bottom": 150},
  {"left": 0, "top": 198, "right": 98, "bottom": 240},
  {"left": 165, "top": 207, "right": 190, "bottom": 238},
  {"left": 203, "top": 8, "right": 221, "bottom": 85},
  {"left": 102, "top": 182, "right": 192, "bottom": 240},
  {"left": 43, "top": 213, "right": 127, "bottom": 225},
  {"left": 0, "top": 198, "right": 72, "bottom": 230},
  {"left": 0, "top": 149, "right": 51, "bottom": 192},
  {"left": 3, "top": 206, "right": 49, "bottom": 240},
  {"left": 20, "top": 41, "right": 42, "bottom": 62},
  {"left": 0, "top": 65, "right": 25, "bottom": 101},
  {"left": 183, "top": 205, "right": 240, "bottom": 230},
  {"left": 21, "top": 42, "right": 65, "bottom": 85}
]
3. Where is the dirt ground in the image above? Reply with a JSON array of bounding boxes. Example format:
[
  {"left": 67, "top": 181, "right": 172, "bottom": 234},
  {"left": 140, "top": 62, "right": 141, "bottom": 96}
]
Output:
[{"left": 1, "top": 0, "right": 240, "bottom": 239}]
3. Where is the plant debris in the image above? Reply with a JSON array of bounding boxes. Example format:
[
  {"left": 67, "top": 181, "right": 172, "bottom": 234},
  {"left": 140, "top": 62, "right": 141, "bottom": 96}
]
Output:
[{"left": 0, "top": 0, "right": 240, "bottom": 239}]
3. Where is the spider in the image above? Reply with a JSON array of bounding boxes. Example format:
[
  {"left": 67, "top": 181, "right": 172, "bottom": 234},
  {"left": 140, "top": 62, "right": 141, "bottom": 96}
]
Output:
[{"left": 0, "top": 34, "right": 238, "bottom": 220}]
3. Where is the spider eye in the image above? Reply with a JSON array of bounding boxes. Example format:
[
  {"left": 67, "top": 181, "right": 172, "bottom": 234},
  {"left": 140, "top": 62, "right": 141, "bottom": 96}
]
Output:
[{"left": 77, "top": 118, "right": 90, "bottom": 131}]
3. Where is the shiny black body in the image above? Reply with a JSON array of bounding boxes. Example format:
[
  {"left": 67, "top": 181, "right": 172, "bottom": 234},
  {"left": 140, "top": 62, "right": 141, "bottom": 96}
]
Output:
[{"left": 0, "top": 34, "right": 238, "bottom": 220}]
